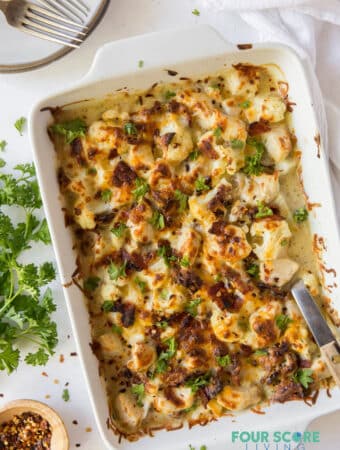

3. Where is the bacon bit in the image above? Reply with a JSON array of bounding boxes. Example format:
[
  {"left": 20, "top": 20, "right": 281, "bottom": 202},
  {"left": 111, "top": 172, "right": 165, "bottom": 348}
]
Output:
[
  {"left": 71, "top": 138, "right": 86, "bottom": 166},
  {"left": 198, "top": 138, "right": 219, "bottom": 159},
  {"left": 57, "top": 167, "right": 70, "bottom": 190},
  {"left": 248, "top": 121, "right": 271, "bottom": 136},
  {"left": 72, "top": 420, "right": 78, "bottom": 425},
  {"left": 108, "top": 148, "right": 118, "bottom": 159},
  {"left": 174, "top": 269, "right": 203, "bottom": 292},
  {"left": 251, "top": 407, "right": 266, "bottom": 415},
  {"left": 237, "top": 43, "right": 253, "bottom": 50},
  {"left": 208, "top": 282, "right": 243, "bottom": 312},
  {"left": 0, "top": 394, "right": 3, "bottom": 398},
  {"left": 41, "top": 372, "right": 48, "bottom": 377},
  {"left": 166, "top": 69, "right": 178, "bottom": 76},
  {"left": 113, "top": 301, "right": 136, "bottom": 327},
  {"left": 314, "top": 133, "right": 321, "bottom": 158},
  {"left": 59, "top": 354, "right": 65, "bottom": 363},
  {"left": 112, "top": 161, "right": 137, "bottom": 187},
  {"left": 160, "top": 132, "right": 176, "bottom": 146},
  {"left": 326, "top": 388, "right": 332, "bottom": 398},
  {"left": 70, "top": 352, "right": 78, "bottom": 356}
]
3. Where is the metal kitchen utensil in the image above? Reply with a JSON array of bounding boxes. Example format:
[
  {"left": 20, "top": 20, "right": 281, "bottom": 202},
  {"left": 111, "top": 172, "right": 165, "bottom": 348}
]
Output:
[
  {"left": 291, "top": 280, "right": 340, "bottom": 387},
  {"left": 37, "top": 0, "right": 89, "bottom": 24},
  {"left": 0, "top": 0, "right": 87, "bottom": 48}
]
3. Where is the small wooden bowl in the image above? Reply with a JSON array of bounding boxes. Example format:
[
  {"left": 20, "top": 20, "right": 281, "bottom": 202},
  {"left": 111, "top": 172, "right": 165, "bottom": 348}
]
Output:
[{"left": 0, "top": 399, "right": 69, "bottom": 450}]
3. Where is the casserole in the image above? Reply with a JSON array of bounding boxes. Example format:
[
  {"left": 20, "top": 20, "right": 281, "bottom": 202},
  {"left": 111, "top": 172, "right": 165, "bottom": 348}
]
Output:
[{"left": 29, "top": 26, "right": 340, "bottom": 450}]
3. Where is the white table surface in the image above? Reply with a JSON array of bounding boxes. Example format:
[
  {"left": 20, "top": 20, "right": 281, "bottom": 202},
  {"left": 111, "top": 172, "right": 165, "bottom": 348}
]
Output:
[{"left": 0, "top": 1, "right": 339, "bottom": 449}]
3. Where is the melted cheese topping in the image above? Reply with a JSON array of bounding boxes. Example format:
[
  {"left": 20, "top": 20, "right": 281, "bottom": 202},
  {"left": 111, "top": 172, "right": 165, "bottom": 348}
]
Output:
[{"left": 51, "top": 63, "right": 330, "bottom": 441}]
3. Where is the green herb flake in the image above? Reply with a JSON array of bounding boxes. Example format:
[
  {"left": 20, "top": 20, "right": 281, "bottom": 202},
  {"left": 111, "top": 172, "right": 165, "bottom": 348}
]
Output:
[
  {"left": 188, "top": 150, "right": 200, "bottom": 161},
  {"left": 180, "top": 255, "right": 190, "bottom": 268},
  {"left": 192, "top": 8, "right": 200, "bottom": 16},
  {"left": 132, "top": 177, "right": 149, "bottom": 201},
  {"left": 108, "top": 262, "right": 127, "bottom": 281},
  {"left": 87, "top": 167, "right": 97, "bottom": 175},
  {"left": 84, "top": 276, "right": 100, "bottom": 292},
  {"left": 246, "top": 263, "right": 259, "bottom": 278},
  {"left": 112, "top": 324, "right": 123, "bottom": 335},
  {"left": 156, "top": 320, "right": 168, "bottom": 329},
  {"left": 255, "top": 202, "right": 273, "bottom": 219},
  {"left": 134, "top": 277, "right": 147, "bottom": 293},
  {"left": 292, "top": 368, "right": 313, "bottom": 389},
  {"left": 101, "top": 189, "right": 112, "bottom": 202},
  {"left": 185, "top": 298, "right": 202, "bottom": 317},
  {"left": 239, "top": 100, "right": 251, "bottom": 109},
  {"left": 230, "top": 139, "right": 245, "bottom": 150},
  {"left": 50, "top": 118, "right": 86, "bottom": 144},
  {"left": 150, "top": 210, "right": 165, "bottom": 230},
  {"left": 62, "top": 388, "right": 70, "bottom": 402},
  {"left": 216, "top": 354, "right": 231, "bottom": 367},
  {"left": 131, "top": 384, "right": 145, "bottom": 407},
  {"left": 195, "top": 176, "right": 210, "bottom": 192},
  {"left": 175, "top": 189, "right": 188, "bottom": 212},
  {"left": 160, "top": 289, "right": 168, "bottom": 300},
  {"left": 254, "top": 349, "right": 268, "bottom": 356},
  {"left": 0, "top": 140, "right": 7, "bottom": 152},
  {"left": 138, "top": 60, "right": 144, "bottom": 68},
  {"left": 165, "top": 91, "right": 176, "bottom": 101},
  {"left": 14, "top": 117, "right": 26, "bottom": 136},
  {"left": 213, "top": 127, "right": 222, "bottom": 138},
  {"left": 244, "top": 138, "right": 265, "bottom": 176},
  {"left": 186, "top": 373, "right": 211, "bottom": 393},
  {"left": 111, "top": 223, "right": 128, "bottom": 238},
  {"left": 275, "top": 314, "right": 293, "bottom": 333},
  {"left": 102, "top": 300, "right": 115, "bottom": 312},
  {"left": 293, "top": 207, "right": 308, "bottom": 223},
  {"left": 155, "top": 337, "right": 177, "bottom": 374},
  {"left": 124, "top": 122, "right": 138, "bottom": 136}
]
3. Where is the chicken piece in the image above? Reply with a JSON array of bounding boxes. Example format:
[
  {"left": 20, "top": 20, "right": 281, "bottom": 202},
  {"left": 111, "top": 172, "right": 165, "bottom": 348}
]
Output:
[
  {"left": 236, "top": 172, "right": 280, "bottom": 207},
  {"left": 260, "top": 258, "right": 299, "bottom": 287},
  {"left": 216, "top": 385, "right": 262, "bottom": 411},
  {"left": 261, "top": 124, "right": 292, "bottom": 163},
  {"left": 251, "top": 218, "right": 292, "bottom": 260}
]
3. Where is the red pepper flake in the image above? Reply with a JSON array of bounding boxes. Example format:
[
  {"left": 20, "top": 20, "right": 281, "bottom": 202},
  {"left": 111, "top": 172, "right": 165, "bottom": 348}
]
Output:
[{"left": 41, "top": 372, "right": 48, "bottom": 377}]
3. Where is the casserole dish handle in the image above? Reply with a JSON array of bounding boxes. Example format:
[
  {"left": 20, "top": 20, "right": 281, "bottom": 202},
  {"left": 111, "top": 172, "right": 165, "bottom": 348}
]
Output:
[{"left": 82, "top": 25, "right": 234, "bottom": 84}]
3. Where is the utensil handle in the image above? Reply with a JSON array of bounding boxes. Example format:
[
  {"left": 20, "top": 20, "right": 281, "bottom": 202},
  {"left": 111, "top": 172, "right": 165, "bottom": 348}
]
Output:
[
  {"left": 81, "top": 25, "right": 234, "bottom": 84},
  {"left": 320, "top": 341, "right": 340, "bottom": 387}
]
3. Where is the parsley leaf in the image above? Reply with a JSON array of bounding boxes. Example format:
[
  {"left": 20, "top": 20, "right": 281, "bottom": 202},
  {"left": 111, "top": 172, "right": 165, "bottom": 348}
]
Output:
[
  {"left": 255, "top": 202, "right": 273, "bottom": 219},
  {"left": 108, "top": 262, "right": 127, "bottom": 281},
  {"left": 230, "top": 139, "right": 245, "bottom": 150},
  {"left": 188, "top": 150, "right": 200, "bottom": 161},
  {"left": 111, "top": 223, "right": 128, "bottom": 238},
  {"left": 195, "top": 176, "right": 210, "bottom": 192},
  {"left": 0, "top": 140, "right": 7, "bottom": 152},
  {"left": 275, "top": 314, "right": 293, "bottom": 333},
  {"left": 254, "top": 349, "right": 268, "bottom": 356},
  {"left": 192, "top": 8, "right": 200, "bottom": 16},
  {"left": 150, "top": 210, "right": 165, "bottom": 230},
  {"left": 25, "top": 348, "right": 49, "bottom": 366},
  {"left": 244, "top": 138, "right": 265, "bottom": 176},
  {"left": 50, "top": 119, "right": 86, "bottom": 144},
  {"left": 292, "top": 368, "right": 313, "bottom": 389},
  {"left": 185, "top": 298, "right": 201, "bottom": 317},
  {"left": 14, "top": 117, "right": 26, "bottom": 136},
  {"left": 156, "top": 320, "right": 168, "bottom": 329},
  {"left": 175, "top": 189, "right": 188, "bottom": 212},
  {"left": 134, "top": 277, "right": 147, "bottom": 293},
  {"left": 246, "top": 263, "right": 259, "bottom": 278},
  {"left": 131, "top": 384, "right": 145, "bottom": 407},
  {"left": 102, "top": 300, "right": 115, "bottom": 312},
  {"left": 180, "top": 255, "right": 190, "bottom": 268},
  {"left": 84, "top": 276, "right": 100, "bottom": 292},
  {"left": 239, "top": 100, "right": 251, "bottom": 109},
  {"left": 124, "top": 122, "right": 138, "bottom": 135},
  {"left": 132, "top": 177, "right": 149, "bottom": 201},
  {"left": 165, "top": 91, "right": 176, "bottom": 101},
  {"left": 62, "top": 388, "right": 70, "bottom": 402},
  {"left": 293, "top": 207, "right": 308, "bottom": 223},
  {"left": 112, "top": 324, "right": 123, "bottom": 334},
  {"left": 216, "top": 354, "right": 231, "bottom": 367},
  {"left": 155, "top": 337, "right": 177, "bottom": 374},
  {"left": 213, "top": 127, "right": 222, "bottom": 138},
  {"left": 101, "top": 189, "right": 112, "bottom": 202},
  {"left": 186, "top": 373, "right": 211, "bottom": 393},
  {"left": 138, "top": 60, "right": 144, "bottom": 68}
]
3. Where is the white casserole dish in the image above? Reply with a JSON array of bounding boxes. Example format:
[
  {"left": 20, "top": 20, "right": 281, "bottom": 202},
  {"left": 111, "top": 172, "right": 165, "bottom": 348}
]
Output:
[{"left": 29, "top": 25, "right": 340, "bottom": 450}]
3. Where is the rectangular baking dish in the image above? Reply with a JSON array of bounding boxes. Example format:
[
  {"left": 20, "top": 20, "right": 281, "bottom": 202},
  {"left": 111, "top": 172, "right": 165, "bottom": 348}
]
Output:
[{"left": 29, "top": 25, "right": 340, "bottom": 450}]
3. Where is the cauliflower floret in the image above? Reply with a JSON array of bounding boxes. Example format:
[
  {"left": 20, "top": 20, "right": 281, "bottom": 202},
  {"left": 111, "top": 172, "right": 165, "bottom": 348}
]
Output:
[
  {"left": 261, "top": 124, "right": 292, "bottom": 163},
  {"left": 251, "top": 218, "right": 292, "bottom": 260},
  {"left": 73, "top": 202, "right": 96, "bottom": 229},
  {"left": 173, "top": 223, "right": 202, "bottom": 263},
  {"left": 207, "top": 223, "right": 252, "bottom": 263},
  {"left": 227, "top": 64, "right": 261, "bottom": 97},
  {"left": 127, "top": 342, "right": 157, "bottom": 372},
  {"left": 124, "top": 144, "right": 155, "bottom": 171},
  {"left": 127, "top": 202, "right": 154, "bottom": 244},
  {"left": 153, "top": 387, "right": 194, "bottom": 414},
  {"left": 97, "top": 332, "right": 123, "bottom": 358},
  {"left": 236, "top": 172, "right": 280, "bottom": 206},
  {"left": 157, "top": 113, "right": 193, "bottom": 164},
  {"left": 221, "top": 97, "right": 242, "bottom": 117},
  {"left": 114, "top": 392, "right": 144, "bottom": 430},
  {"left": 151, "top": 283, "right": 187, "bottom": 316},
  {"left": 248, "top": 301, "right": 282, "bottom": 347},
  {"left": 245, "top": 95, "right": 287, "bottom": 123},
  {"left": 260, "top": 259, "right": 299, "bottom": 287},
  {"left": 216, "top": 385, "right": 262, "bottom": 411},
  {"left": 210, "top": 308, "right": 245, "bottom": 343}
]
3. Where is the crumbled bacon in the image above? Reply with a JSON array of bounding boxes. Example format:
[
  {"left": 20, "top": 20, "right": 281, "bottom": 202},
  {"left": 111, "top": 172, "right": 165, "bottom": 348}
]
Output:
[
  {"left": 198, "top": 138, "right": 219, "bottom": 160},
  {"left": 248, "top": 121, "right": 271, "bottom": 136},
  {"left": 272, "top": 380, "right": 304, "bottom": 403},
  {"left": 174, "top": 269, "right": 203, "bottom": 293},
  {"left": 71, "top": 138, "right": 86, "bottom": 166},
  {"left": 112, "top": 161, "right": 137, "bottom": 187},
  {"left": 113, "top": 301, "right": 136, "bottom": 327},
  {"left": 208, "top": 282, "right": 243, "bottom": 312}
]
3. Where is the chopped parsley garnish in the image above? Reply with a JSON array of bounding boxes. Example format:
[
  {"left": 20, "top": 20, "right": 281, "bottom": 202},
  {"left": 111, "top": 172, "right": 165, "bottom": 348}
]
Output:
[
  {"left": 192, "top": 8, "right": 200, "bottom": 16},
  {"left": 111, "top": 223, "right": 128, "bottom": 238},
  {"left": 84, "top": 276, "right": 100, "bottom": 292},
  {"left": 182, "top": 403, "right": 197, "bottom": 414},
  {"left": 14, "top": 117, "right": 26, "bottom": 136},
  {"left": 62, "top": 388, "right": 70, "bottom": 402},
  {"left": 216, "top": 354, "right": 231, "bottom": 367},
  {"left": 150, "top": 210, "right": 165, "bottom": 230},
  {"left": 230, "top": 139, "right": 245, "bottom": 150},
  {"left": 102, "top": 300, "right": 115, "bottom": 312},
  {"left": 255, "top": 202, "right": 273, "bottom": 219},
  {"left": 138, "top": 60, "right": 144, "bottom": 68},
  {"left": 239, "top": 100, "right": 251, "bottom": 109},
  {"left": 275, "top": 314, "right": 293, "bottom": 333},
  {"left": 160, "top": 289, "right": 168, "bottom": 300},
  {"left": 0, "top": 140, "right": 7, "bottom": 151},
  {"left": 155, "top": 337, "right": 177, "bottom": 374},
  {"left": 281, "top": 238, "right": 289, "bottom": 247},
  {"left": 246, "top": 263, "right": 259, "bottom": 278},
  {"left": 292, "top": 368, "right": 313, "bottom": 389},
  {"left": 134, "top": 277, "right": 147, "bottom": 293},
  {"left": 180, "top": 255, "right": 190, "bottom": 268},
  {"left": 157, "top": 246, "right": 172, "bottom": 267},
  {"left": 244, "top": 138, "right": 265, "bottom": 176},
  {"left": 124, "top": 122, "right": 138, "bottom": 135},
  {"left": 185, "top": 298, "right": 202, "bottom": 317},
  {"left": 156, "top": 320, "right": 168, "bottom": 329},
  {"left": 175, "top": 189, "right": 188, "bottom": 212},
  {"left": 131, "top": 384, "right": 145, "bottom": 407},
  {"left": 101, "top": 189, "right": 112, "bottom": 202},
  {"left": 254, "top": 349, "right": 268, "bottom": 356},
  {"left": 293, "top": 207, "right": 308, "bottom": 223},
  {"left": 213, "top": 127, "right": 222, "bottom": 138},
  {"left": 188, "top": 150, "right": 200, "bottom": 161},
  {"left": 186, "top": 373, "right": 211, "bottom": 393},
  {"left": 214, "top": 273, "right": 222, "bottom": 282},
  {"left": 132, "top": 177, "right": 149, "bottom": 201},
  {"left": 87, "top": 167, "right": 97, "bottom": 175},
  {"left": 50, "top": 118, "right": 86, "bottom": 144},
  {"left": 112, "top": 324, "right": 123, "bottom": 335},
  {"left": 165, "top": 90, "right": 176, "bottom": 101},
  {"left": 108, "top": 262, "right": 127, "bottom": 281},
  {"left": 195, "top": 176, "right": 210, "bottom": 192}
]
